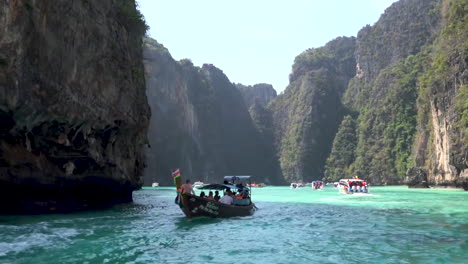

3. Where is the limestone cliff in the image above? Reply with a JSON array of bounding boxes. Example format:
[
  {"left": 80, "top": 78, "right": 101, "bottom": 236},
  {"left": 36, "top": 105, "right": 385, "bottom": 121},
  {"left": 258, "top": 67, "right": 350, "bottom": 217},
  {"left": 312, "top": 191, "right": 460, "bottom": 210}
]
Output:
[
  {"left": 328, "top": 0, "right": 443, "bottom": 185},
  {"left": 324, "top": 0, "right": 467, "bottom": 188},
  {"left": 413, "top": 0, "right": 468, "bottom": 188},
  {"left": 269, "top": 37, "right": 356, "bottom": 182},
  {"left": 236, "top": 83, "right": 277, "bottom": 108},
  {"left": 144, "top": 38, "right": 283, "bottom": 185},
  {"left": 0, "top": 0, "right": 150, "bottom": 213}
]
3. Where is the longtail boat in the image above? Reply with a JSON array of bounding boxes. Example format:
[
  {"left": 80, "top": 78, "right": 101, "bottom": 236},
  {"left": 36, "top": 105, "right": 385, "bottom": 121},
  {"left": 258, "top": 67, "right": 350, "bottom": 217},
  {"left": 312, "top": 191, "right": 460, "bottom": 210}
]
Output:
[{"left": 179, "top": 176, "right": 256, "bottom": 218}]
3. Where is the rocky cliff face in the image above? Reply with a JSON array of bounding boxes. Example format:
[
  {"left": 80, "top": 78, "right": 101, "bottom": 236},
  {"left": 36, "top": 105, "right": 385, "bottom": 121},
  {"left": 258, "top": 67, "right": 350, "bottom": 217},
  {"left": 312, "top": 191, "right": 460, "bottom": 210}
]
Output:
[
  {"left": 323, "top": 0, "right": 467, "bottom": 188},
  {"left": 269, "top": 37, "right": 356, "bottom": 182},
  {"left": 358, "top": 0, "right": 440, "bottom": 78},
  {"left": 142, "top": 0, "right": 465, "bottom": 187},
  {"left": 0, "top": 0, "right": 150, "bottom": 213},
  {"left": 413, "top": 0, "right": 468, "bottom": 188},
  {"left": 328, "top": 0, "right": 442, "bottom": 185},
  {"left": 236, "top": 83, "right": 277, "bottom": 108},
  {"left": 144, "top": 38, "right": 282, "bottom": 185},
  {"left": 345, "top": 0, "right": 441, "bottom": 107}
]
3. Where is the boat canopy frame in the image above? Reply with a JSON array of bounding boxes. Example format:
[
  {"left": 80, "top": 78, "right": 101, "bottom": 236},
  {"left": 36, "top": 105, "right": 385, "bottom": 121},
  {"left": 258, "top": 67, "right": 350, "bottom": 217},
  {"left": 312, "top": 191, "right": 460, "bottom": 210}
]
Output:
[
  {"left": 197, "top": 175, "right": 253, "bottom": 197},
  {"left": 197, "top": 184, "right": 239, "bottom": 190}
]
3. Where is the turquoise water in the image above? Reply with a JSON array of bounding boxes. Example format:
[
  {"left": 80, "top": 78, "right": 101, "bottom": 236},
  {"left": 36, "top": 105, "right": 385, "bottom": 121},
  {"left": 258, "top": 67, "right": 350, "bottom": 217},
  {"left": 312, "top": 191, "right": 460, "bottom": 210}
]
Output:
[{"left": 1, "top": 186, "right": 467, "bottom": 263}]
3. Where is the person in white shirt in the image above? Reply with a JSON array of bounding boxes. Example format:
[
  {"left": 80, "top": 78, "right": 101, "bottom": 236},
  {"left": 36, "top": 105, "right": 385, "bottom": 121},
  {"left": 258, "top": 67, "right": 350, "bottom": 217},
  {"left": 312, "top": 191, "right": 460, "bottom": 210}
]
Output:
[{"left": 219, "top": 189, "right": 233, "bottom": 205}]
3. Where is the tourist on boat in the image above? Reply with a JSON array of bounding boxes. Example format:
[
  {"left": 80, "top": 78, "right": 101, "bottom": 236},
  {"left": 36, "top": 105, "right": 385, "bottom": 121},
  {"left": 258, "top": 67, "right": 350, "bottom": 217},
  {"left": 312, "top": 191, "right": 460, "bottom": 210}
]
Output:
[
  {"left": 207, "top": 191, "right": 214, "bottom": 200},
  {"left": 219, "top": 190, "right": 234, "bottom": 205},
  {"left": 226, "top": 188, "right": 235, "bottom": 198},
  {"left": 200, "top": 191, "right": 206, "bottom": 198},
  {"left": 181, "top": 179, "right": 195, "bottom": 195},
  {"left": 363, "top": 181, "right": 368, "bottom": 193},
  {"left": 214, "top": 191, "right": 220, "bottom": 201}
]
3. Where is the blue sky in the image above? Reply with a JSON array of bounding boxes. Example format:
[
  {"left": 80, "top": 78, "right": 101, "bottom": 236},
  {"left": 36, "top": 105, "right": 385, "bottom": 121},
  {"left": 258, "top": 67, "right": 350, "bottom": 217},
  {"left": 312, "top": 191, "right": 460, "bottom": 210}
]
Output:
[{"left": 138, "top": 0, "right": 398, "bottom": 93}]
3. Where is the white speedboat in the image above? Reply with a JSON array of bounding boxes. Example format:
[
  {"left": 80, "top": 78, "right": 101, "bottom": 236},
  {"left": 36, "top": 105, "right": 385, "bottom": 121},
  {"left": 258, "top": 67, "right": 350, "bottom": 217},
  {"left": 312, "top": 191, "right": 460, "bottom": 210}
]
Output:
[
  {"left": 338, "top": 178, "right": 370, "bottom": 194},
  {"left": 151, "top": 182, "right": 159, "bottom": 187},
  {"left": 193, "top": 181, "right": 205, "bottom": 189}
]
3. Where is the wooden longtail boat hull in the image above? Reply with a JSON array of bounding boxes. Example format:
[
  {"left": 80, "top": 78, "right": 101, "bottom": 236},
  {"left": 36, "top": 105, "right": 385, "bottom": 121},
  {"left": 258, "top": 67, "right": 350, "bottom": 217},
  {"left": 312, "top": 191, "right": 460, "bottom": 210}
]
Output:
[{"left": 180, "top": 194, "right": 255, "bottom": 218}]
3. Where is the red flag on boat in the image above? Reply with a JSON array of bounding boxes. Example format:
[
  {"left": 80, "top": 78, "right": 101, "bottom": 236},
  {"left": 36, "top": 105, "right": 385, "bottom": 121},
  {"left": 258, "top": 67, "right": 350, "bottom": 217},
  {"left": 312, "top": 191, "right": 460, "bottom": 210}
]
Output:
[
  {"left": 172, "top": 168, "right": 183, "bottom": 204},
  {"left": 172, "top": 168, "right": 181, "bottom": 179}
]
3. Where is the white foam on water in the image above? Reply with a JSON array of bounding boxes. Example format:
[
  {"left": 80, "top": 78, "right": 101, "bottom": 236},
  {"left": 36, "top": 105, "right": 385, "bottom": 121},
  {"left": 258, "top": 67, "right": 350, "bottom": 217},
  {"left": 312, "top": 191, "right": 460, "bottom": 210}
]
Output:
[{"left": 0, "top": 226, "right": 81, "bottom": 257}]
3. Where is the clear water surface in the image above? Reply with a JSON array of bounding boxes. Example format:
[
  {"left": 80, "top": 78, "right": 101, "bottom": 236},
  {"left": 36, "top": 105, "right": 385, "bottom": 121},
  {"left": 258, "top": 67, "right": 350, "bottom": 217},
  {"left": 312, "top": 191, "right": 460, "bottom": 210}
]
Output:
[{"left": 1, "top": 186, "right": 467, "bottom": 264}]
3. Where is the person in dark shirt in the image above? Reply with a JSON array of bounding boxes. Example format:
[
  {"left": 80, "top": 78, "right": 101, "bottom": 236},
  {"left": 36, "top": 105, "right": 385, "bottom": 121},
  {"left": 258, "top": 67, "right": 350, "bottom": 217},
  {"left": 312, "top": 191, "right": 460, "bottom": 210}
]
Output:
[
  {"left": 207, "top": 191, "right": 214, "bottom": 200},
  {"left": 214, "top": 191, "right": 221, "bottom": 201}
]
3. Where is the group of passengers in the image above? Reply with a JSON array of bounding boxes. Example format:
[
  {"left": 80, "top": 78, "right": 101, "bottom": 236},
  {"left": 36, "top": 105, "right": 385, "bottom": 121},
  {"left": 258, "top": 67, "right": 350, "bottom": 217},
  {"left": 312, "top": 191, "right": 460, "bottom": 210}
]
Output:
[
  {"left": 312, "top": 181, "right": 323, "bottom": 190},
  {"left": 347, "top": 180, "right": 368, "bottom": 193},
  {"left": 181, "top": 179, "right": 250, "bottom": 205},
  {"left": 199, "top": 188, "right": 250, "bottom": 205},
  {"left": 218, "top": 188, "right": 250, "bottom": 205},
  {"left": 199, "top": 191, "right": 221, "bottom": 201}
]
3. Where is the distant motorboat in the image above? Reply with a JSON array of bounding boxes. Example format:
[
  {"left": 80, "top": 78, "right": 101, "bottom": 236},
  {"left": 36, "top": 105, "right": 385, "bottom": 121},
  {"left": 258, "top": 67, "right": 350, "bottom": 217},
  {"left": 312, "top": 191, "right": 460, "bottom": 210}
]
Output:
[
  {"left": 290, "top": 182, "right": 305, "bottom": 189},
  {"left": 151, "top": 182, "right": 159, "bottom": 187},
  {"left": 338, "top": 178, "right": 370, "bottom": 194},
  {"left": 249, "top": 183, "right": 266, "bottom": 188},
  {"left": 311, "top": 180, "right": 323, "bottom": 190},
  {"left": 193, "top": 181, "right": 205, "bottom": 189}
]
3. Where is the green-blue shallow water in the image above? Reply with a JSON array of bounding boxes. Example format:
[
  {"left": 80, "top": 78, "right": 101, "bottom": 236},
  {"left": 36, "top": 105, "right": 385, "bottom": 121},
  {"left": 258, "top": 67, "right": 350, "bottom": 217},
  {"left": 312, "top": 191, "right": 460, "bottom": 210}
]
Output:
[{"left": 1, "top": 186, "right": 467, "bottom": 264}]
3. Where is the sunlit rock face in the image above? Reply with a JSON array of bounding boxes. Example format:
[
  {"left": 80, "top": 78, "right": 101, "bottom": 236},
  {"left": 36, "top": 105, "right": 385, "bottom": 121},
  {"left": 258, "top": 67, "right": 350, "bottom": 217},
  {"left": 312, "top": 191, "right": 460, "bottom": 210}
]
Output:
[{"left": 0, "top": 0, "right": 150, "bottom": 213}]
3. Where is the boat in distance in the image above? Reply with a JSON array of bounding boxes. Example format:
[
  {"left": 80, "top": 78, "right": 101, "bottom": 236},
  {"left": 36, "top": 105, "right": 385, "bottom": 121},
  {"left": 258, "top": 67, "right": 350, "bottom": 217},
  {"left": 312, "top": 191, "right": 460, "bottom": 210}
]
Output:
[
  {"left": 338, "top": 178, "right": 370, "bottom": 194},
  {"left": 193, "top": 181, "right": 205, "bottom": 189},
  {"left": 179, "top": 176, "right": 256, "bottom": 218},
  {"left": 311, "top": 180, "right": 324, "bottom": 190}
]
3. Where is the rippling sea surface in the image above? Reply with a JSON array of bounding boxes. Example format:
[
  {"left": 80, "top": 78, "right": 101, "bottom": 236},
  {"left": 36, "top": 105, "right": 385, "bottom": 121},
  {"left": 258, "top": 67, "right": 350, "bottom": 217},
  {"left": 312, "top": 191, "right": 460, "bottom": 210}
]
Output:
[{"left": 1, "top": 186, "right": 467, "bottom": 264}]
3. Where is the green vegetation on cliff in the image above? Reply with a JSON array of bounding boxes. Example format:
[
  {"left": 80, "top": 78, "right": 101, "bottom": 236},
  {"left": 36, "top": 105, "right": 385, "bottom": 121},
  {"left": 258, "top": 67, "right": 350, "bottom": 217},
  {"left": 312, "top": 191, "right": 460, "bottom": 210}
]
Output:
[
  {"left": 118, "top": 0, "right": 148, "bottom": 37},
  {"left": 269, "top": 37, "right": 356, "bottom": 182},
  {"left": 326, "top": 0, "right": 467, "bottom": 186},
  {"left": 413, "top": 0, "right": 468, "bottom": 184},
  {"left": 352, "top": 54, "right": 427, "bottom": 184},
  {"left": 455, "top": 85, "right": 468, "bottom": 144},
  {"left": 142, "top": 0, "right": 466, "bottom": 187},
  {"left": 324, "top": 115, "right": 357, "bottom": 181}
]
